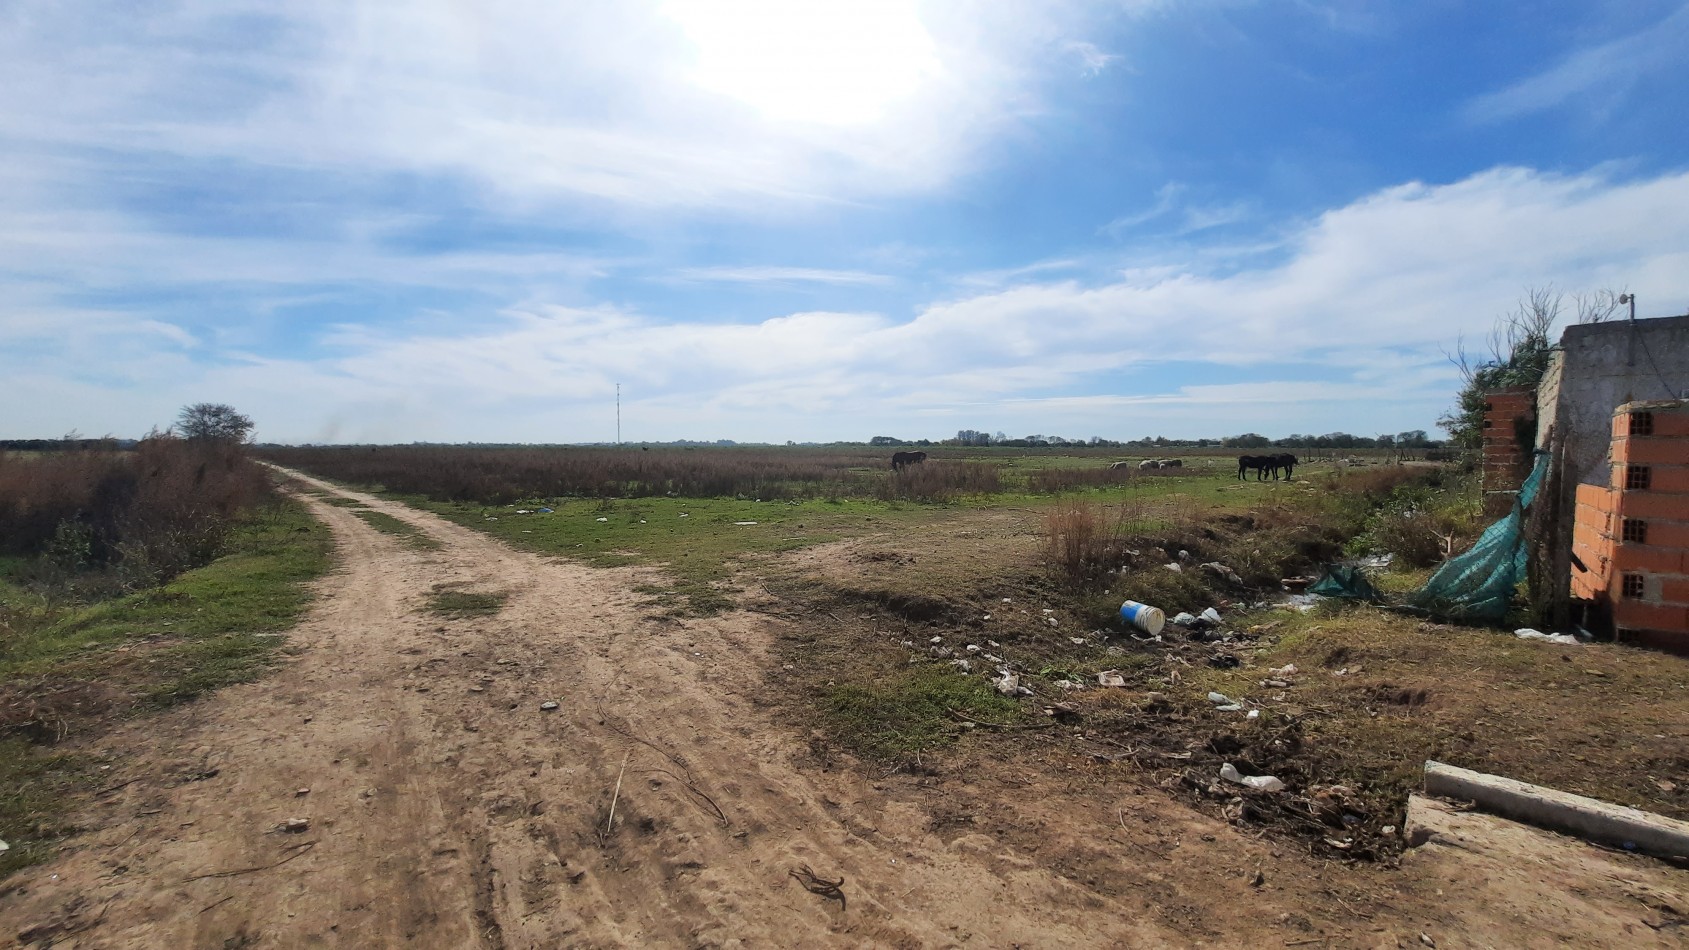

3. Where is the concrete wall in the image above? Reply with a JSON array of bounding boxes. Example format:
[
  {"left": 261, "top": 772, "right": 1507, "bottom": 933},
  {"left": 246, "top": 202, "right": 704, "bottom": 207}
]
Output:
[{"left": 1554, "top": 315, "right": 1689, "bottom": 489}]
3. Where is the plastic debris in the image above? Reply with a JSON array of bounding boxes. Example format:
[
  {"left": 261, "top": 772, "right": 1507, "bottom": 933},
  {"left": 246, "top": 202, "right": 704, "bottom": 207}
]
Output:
[
  {"left": 281, "top": 817, "right": 311, "bottom": 833},
  {"left": 1514, "top": 628, "right": 1579, "bottom": 645},
  {"left": 1200, "top": 607, "right": 1222, "bottom": 624},
  {"left": 1246, "top": 709, "right": 1260, "bottom": 720},
  {"left": 993, "top": 671, "right": 1024, "bottom": 696},
  {"left": 732, "top": 521, "right": 759, "bottom": 526},
  {"left": 1271, "top": 663, "right": 1299, "bottom": 676},
  {"left": 537, "top": 507, "right": 553, "bottom": 513},
  {"left": 1096, "top": 671, "right": 1128, "bottom": 687},
  {"left": 1173, "top": 612, "right": 1198, "bottom": 626},
  {"left": 950, "top": 659, "right": 973, "bottom": 672},
  {"left": 1207, "top": 691, "right": 1232, "bottom": 704},
  {"left": 930, "top": 636, "right": 943, "bottom": 644},
  {"left": 1201, "top": 562, "right": 1243, "bottom": 586},
  {"left": 0, "top": 838, "right": 8, "bottom": 853},
  {"left": 1046, "top": 616, "right": 1059, "bottom": 627},
  {"left": 1164, "top": 562, "right": 1183, "bottom": 572},
  {"left": 965, "top": 644, "right": 982, "bottom": 653},
  {"left": 539, "top": 701, "right": 559, "bottom": 711},
  {"left": 1069, "top": 637, "right": 1087, "bottom": 645},
  {"left": 1220, "top": 763, "right": 1285, "bottom": 792},
  {"left": 595, "top": 517, "right": 609, "bottom": 522},
  {"left": 679, "top": 513, "right": 690, "bottom": 518},
  {"left": 1215, "top": 704, "right": 1243, "bottom": 712}
]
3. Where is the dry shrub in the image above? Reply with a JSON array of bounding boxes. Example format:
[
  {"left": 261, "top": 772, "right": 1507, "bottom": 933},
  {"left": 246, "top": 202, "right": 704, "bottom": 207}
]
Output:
[
  {"left": 260, "top": 445, "right": 878, "bottom": 502},
  {"left": 0, "top": 436, "right": 270, "bottom": 587},
  {"left": 1043, "top": 500, "right": 1140, "bottom": 584},
  {"left": 877, "top": 461, "right": 1001, "bottom": 503},
  {"left": 1368, "top": 509, "right": 1457, "bottom": 569},
  {"left": 1026, "top": 466, "right": 1135, "bottom": 493}
]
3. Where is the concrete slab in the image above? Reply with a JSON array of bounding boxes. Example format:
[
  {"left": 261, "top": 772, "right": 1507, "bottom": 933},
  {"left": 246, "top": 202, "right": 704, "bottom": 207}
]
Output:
[
  {"left": 1401, "top": 795, "right": 1688, "bottom": 947},
  {"left": 1424, "top": 760, "right": 1689, "bottom": 860}
]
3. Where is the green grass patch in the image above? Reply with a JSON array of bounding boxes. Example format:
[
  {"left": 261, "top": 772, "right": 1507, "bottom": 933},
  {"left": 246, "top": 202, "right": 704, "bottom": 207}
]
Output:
[
  {"left": 319, "top": 495, "right": 368, "bottom": 508},
  {"left": 351, "top": 509, "right": 442, "bottom": 550},
  {"left": 0, "top": 740, "right": 98, "bottom": 878},
  {"left": 820, "top": 665, "right": 1026, "bottom": 760},
  {"left": 0, "top": 494, "right": 333, "bottom": 877},
  {"left": 425, "top": 586, "right": 507, "bottom": 617}
]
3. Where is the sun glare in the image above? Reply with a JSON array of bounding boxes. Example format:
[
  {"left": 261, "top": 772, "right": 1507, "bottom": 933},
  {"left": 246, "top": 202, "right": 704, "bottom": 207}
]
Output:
[{"left": 662, "top": 0, "right": 941, "bottom": 126}]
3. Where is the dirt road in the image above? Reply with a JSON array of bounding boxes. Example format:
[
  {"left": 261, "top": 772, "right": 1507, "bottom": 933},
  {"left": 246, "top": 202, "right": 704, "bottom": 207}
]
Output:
[{"left": 3, "top": 473, "right": 1683, "bottom": 948}]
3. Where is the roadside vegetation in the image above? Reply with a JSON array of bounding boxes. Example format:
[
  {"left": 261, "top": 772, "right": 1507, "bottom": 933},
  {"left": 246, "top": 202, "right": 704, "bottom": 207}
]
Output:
[
  {"left": 0, "top": 409, "right": 333, "bottom": 877},
  {"left": 265, "top": 441, "right": 1685, "bottom": 863}
]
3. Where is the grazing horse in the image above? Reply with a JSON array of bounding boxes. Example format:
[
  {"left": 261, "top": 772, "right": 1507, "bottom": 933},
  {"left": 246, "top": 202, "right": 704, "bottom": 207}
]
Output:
[
  {"left": 1271, "top": 453, "right": 1298, "bottom": 480},
  {"left": 890, "top": 450, "right": 928, "bottom": 471},
  {"left": 1237, "top": 455, "right": 1275, "bottom": 481}
]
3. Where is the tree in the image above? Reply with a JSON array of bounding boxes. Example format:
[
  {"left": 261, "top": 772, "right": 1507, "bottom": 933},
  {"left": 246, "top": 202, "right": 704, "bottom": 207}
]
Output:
[
  {"left": 175, "top": 403, "right": 255, "bottom": 443},
  {"left": 1223, "top": 433, "right": 1271, "bottom": 449}
]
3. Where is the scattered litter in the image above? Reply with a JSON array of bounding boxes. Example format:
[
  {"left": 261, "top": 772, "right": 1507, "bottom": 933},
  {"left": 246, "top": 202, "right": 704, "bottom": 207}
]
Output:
[
  {"left": 1096, "top": 671, "right": 1128, "bottom": 688},
  {"left": 950, "top": 659, "right": 973, "bottom": 672},
  {"left": 0, "top": 839, "right": 8, "bottom": 853},
  {"left": 1200, "top": 607, "right": 1222, "bottom": 624},
  {"left": 1119, "top": 600, "right": 1166, "bottom": 635},
  {"left": 1359, "top": 553, "right": 1394, "bottom": 569},
  {"left": 732, "top": 521, "right": 759, "bottom": 526},
  {"left": 992, "top": 671, "right": 1025, "bottom": 696},
  {"left": 1208, "top": 653, "right": 1239, "bottom": 669},
  {"left": 1173, "top": 612, "right": 1198, "bottom": 626},
  {"left": 539, "top": 701, "right": 559, "bottom": 711},
  {"left": 1219, "top": 763, "right": 1285, "bottom": 792},
  {"left": 982, "top": 613, "right": 992, "bottom": 621},
  {"left": 1246, "top": 709, "right": 1260, "bottom": 720},
  {"left": 930, "top": 636, "right": 943, "bottom": 644},
  {"left": 1280, "top": 576, "right": 1312, "bottom": 592},
  {"left": 1046, "top": 616, "right": 1059, "bottom": 627},
  {"left": 280, "top": 817, "right": 311, "bottom": 833},
  {"left": 965, "top": 644, "right": 982, "bottom": 653},
  {"left": 1042, "top": 608, "right": 1055, "bottom": 615},
  {"left": 1164, "top": 562, "right": 1183, "bottom": 572},
  {"left": 1214, "top": 704, "right": 1243, "bottom": 712},
  {"left": 537, "top": 507, "right": 553, "bottom": 513},
  {"left": 1207, "top": 691, "right": 1233, "bottom": 705},
  {"left": 295, "top": 787, "right": 310, "bottom": 797},
  {"left": 1177, "top": 549, "right": 1191, "bottom": 562},
  {"left": 516, "top": 509, "right": 531, "bottom": 514},
  {"left": 1514, "top": 628, "right": 1579, "bottom": 645},
  {"left": 679, "top": 513, "right": 690, "bottom": 518},
  {"left": 1201, "top": 562, "right": 1243, "bottom": 585},
  {"left": 1281, "top": 594, "right": 1321, "bottom": 612},
  {"left": 595, "top": 517, "right": 608, "bottom": 522},
  {"left": 1069, "top": 637, "right": 1087, "bottom": 645},
  {"left": 1054, "top": 679, "right": 1083, "bottom": 691},
  {"left": 1271, "top": 663, "right": 1299, "bottom": 676}
]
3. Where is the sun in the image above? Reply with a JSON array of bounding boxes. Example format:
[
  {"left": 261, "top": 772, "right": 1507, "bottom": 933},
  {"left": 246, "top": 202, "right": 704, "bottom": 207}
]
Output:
[{"left": 662, "top": 0, "right": 942, "bottom": 126}]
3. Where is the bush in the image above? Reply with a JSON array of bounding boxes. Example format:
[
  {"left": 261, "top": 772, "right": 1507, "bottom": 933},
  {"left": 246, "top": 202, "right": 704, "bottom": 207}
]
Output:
[
  {"left": 876, "top": 461, "right": 1001, "bottom": 503},
  {"left": 1043, "top": 500, "right": 1138, "bottom": 584}
]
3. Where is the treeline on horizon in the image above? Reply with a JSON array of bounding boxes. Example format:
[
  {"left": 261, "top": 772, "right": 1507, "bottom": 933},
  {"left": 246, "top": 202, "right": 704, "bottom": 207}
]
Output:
[{"left": 7, "top": 429, "right": 1444, "bottom": 453}]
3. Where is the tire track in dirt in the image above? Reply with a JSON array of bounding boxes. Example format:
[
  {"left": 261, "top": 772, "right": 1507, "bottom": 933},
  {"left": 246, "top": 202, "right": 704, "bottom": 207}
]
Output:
[{"left": 0, "top": 469, "right": 1178, "bottom": 948}]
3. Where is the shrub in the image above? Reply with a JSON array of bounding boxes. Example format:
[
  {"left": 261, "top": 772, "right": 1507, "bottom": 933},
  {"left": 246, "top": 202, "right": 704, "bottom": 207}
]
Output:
[
  {"left": 1043, "top": 500, "right": 1137, "bottom": 584},
  {"left": 876, "top": 461, "right": 1001, "bottom": 504}
]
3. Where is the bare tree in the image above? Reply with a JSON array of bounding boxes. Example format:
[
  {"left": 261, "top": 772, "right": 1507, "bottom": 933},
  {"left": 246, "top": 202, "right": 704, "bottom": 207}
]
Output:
[{"left": 175, "top": 403, "right": 255, "bottom": 443}]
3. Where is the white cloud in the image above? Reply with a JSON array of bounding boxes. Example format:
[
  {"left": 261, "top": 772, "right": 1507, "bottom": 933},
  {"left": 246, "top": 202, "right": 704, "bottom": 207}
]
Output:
[
  {"left": 1063, "top": 40, "right": 1119, "bottom": 75},
  {"left": 1464, "top": 4, "right": 1689, "bottom": 123},
  {"left": 668, "top": 266, "right": 894, "bottom": 286},
  {"left": 0, "top": 0, "right": 1109, "bottom": 211},
  {"left": 6, "top": 165, "right": 1688, "bottom": 442}
]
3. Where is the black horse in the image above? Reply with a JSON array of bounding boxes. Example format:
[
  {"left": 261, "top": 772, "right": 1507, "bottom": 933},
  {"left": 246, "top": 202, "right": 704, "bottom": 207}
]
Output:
[
  {"left": 1237, "top": 455, "right": 1274, "bottom": 480},
  {"left": 891, "top": 451, "right": 928, "bottom": 471},
  {"left": 1272, "top": 453, "right": 1298, "bottom": 480}
]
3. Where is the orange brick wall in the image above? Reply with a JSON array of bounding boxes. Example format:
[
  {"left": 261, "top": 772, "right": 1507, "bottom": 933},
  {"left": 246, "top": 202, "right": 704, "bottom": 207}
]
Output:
[
  {"left": 1482, "top": 388, "right": 1536, "bottom": 514},
  {"left": 1574, "top": 400, "right": 1689, "bottom": 650}
]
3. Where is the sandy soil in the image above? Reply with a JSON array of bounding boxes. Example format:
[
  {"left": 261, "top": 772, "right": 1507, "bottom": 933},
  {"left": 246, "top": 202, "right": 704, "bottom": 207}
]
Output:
[{"left": 1, "top": 472, "right": 1683, "bottom": 948}]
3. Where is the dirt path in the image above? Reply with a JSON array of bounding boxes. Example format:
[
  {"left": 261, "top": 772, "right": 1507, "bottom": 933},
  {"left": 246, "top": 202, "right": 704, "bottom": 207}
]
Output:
[
  {"left": 3, "top": 472, "right": 1683, "bottom": 948},
  {"left": 0, "top": 472, "right": 1188, "bottom": 947}
]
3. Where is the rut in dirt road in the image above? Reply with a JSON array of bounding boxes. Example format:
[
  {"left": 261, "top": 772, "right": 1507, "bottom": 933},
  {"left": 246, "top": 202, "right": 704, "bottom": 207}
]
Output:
[{"left": 0, "top": 470, "right": 1173, "bottom": 948}]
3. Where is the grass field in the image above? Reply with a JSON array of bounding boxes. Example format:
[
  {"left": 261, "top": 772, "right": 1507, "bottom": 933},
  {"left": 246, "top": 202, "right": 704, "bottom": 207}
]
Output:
[{"left": 0, "top": 494, "right": 333, "bottom": 876}]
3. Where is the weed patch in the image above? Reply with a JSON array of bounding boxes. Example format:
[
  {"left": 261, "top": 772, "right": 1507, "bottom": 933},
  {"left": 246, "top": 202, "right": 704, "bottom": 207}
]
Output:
[
  {"left": 821, "top": 666, "right": 1025, "bottom": 761},
  {"left": 425, "top": 586, "right": 507, "bottom": 617},
  {"left": 351, "top": 510, "right": 441, "bottom": 550}
]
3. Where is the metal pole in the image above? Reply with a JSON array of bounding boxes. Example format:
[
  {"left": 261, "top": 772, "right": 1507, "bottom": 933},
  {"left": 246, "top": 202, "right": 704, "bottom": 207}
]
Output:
[{"left": 616, "top": 383, "right": 621, "bottom": 445}]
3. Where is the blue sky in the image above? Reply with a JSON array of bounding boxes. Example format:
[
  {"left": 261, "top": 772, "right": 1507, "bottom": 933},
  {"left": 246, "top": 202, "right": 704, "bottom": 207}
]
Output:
[{"left": 4, "top": 1, "right": 1689, "bottom": 444}]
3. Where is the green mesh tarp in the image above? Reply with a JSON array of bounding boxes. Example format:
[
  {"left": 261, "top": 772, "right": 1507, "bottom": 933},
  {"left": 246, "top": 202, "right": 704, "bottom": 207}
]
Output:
[
  {"left": 1410, "top": 452, "right": 1550, "bottom": 621},
  {"left": 1308, "top": 564, "right": 1382, "bottom": 601}
]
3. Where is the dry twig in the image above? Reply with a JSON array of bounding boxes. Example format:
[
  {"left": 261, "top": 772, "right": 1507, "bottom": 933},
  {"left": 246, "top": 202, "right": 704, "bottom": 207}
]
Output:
[
  {"left": 789, "top": 864, "right": 846, "bottom": 911},
  {"left": 178, "top": 841, "right": 316, "bottom": 884}
]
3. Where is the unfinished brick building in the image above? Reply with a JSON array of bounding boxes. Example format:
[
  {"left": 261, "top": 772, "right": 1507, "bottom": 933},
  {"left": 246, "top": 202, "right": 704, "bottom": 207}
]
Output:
[
  {"left": 1569, "top": 400, "right": 1689, "bottom": 650},
  {"left": 1480, "top": 386, "right": 1536, "bottom": 515}
]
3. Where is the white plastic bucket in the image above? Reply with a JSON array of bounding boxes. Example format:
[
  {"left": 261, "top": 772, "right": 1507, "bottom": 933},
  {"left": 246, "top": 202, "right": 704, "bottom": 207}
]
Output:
[{"left": 1119, "top": 600, "right": 1165, "bottom": 635}]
